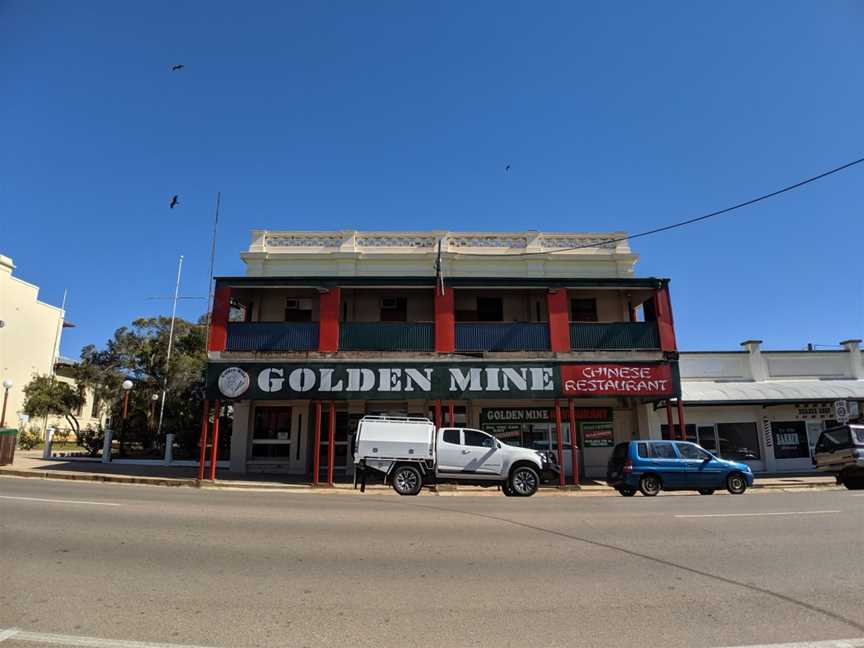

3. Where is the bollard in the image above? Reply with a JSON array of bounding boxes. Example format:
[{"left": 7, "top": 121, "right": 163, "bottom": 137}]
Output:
[
  {"left": 42, "top": 427, "right": 55, "bottom": 460},
  {"left": 164, "top": 433, "right": 175, "bottom": 465},
  {"left": 101, "top": 428, "right": 113, "bottom": 463}
]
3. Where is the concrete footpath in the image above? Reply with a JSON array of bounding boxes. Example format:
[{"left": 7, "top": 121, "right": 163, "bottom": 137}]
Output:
[{"left": 0, "top": 449, "right": 839, "bottom": 494}]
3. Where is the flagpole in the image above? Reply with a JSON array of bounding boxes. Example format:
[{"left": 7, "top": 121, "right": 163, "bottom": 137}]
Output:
[
  {"left": 156, "top": 255, "right": 183, "bottom": 439},
  {"left": 204, "top": 192, "right": 221, "bottom": 350}
]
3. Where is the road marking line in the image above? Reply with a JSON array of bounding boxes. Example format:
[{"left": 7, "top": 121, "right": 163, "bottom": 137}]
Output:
[
  {"left": 675, "top": 510, "right": 841, "bottom": 519},
  {"left": 0, "top": 495, "right": 120, "bottom": 507},
  {"left": 0, "top": 628, "right": 218, "bottom": 647},
  {"left": 717, "top": 638, "right": 864, "bottom": 647},
  {"left": 0, "top": 628, "right": 20, "bottom": 642}
]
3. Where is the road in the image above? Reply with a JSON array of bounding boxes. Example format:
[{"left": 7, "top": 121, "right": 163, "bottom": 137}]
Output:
[{"left": 1, "top": 477, "right": 862, "bottom": 648}]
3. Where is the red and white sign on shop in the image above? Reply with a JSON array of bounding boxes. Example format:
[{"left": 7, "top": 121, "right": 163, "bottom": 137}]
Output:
[{"left": 561, "top": 364, "right": 674, "bottom": 396}]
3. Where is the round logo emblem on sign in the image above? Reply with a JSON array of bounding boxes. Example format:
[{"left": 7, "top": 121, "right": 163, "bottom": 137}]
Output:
[{"left": 218, "top": 367, "right": 250, "bottom": 399}]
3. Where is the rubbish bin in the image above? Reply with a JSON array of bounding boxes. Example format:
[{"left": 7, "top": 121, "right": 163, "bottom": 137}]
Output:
[{"left": 0, "top": 428, "right": 18, "bottom": 465}]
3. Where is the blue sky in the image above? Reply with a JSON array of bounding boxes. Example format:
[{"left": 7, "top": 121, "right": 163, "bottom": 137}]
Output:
[{"left": 2, "top": 1, "right": 862, "bottom": 355}]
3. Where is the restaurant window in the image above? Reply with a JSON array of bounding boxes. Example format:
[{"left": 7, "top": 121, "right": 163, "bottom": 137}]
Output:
[
  {"left": 319, "top": 408, "right": 350, "bottom": 472},
  {"left": 477, "top": 297, "right": 503, "bottom": 322},
  {"left": 770, "top": 421, "right": 809, "bottom": 460},
  {"left": 570, "top": 298, "right": 598, "bottom": 322},
  {"left": 716, "top": 423, "right": 761, "bottom": 461},
  {"left": 251, "top": 407, "right": 293, "bottom": 459}
]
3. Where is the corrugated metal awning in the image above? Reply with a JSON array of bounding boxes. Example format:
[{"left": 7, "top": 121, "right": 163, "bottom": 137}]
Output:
[{"left": 682, "top": 379, "right": 864, "bottom": 405}]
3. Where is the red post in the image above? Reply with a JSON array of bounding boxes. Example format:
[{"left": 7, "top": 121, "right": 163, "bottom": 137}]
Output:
[
  {"left": 327, "top": 401, "right": 336, "bottom": 485},
  {"left": 318, "top": 288, "right": 342, "bottom": 353},
  {"left": 208, "top": 400, "right": 221, "bottom": 481},
  {"left": 665, "top": 401, "right": 674, "bottom": 440},
  {"left": 208, "top": 284, "right": 231, "bottom": 352},
  {"left": 447, "top": 401, "right": 455, "bottom": 427},
  {"left": 546, "top": 289, "right": 571, "bottom": 352},
  {"left": 197, "top": 399, "right": 209, "bottom": 481},
  {"left": 568, "top": 400, "right": 579, "bottom": 486},
  {"left": 434, "top": 400, "right": 442, "bottom": 428},
  {"left": 652, "top": 285, "right": 678, "bottom": 352},
  {"left": 434, "top": 287, "right": 455, "bottom": 353},
  {"left": 555, "top": 400, "right": 565, "bottom": 488},
  {"left": 312, "top": 401, "right": 322, "bottom": 484},
  {"left": 676, "top": 399, "right": 687, "bottom": 441}
]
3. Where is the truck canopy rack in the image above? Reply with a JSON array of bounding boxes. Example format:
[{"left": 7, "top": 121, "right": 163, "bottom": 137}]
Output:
[{"left": 359, "top": 414, "right": 433, "bottom": 424}]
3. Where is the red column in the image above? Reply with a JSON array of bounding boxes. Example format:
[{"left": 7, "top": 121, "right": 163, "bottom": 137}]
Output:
[
  {"left": 313, "top": 401, "right": 322, "bottom": 485},
  {"left": 318, "top": 288, "right": 341, "bottom": 353},
  {"left": 434, "top": 400, "right": 442, "bottom": 428},
  {"left": 326, "top": 401, "right": 336, "bottom": 485},
  {"left": 208, "top": 400, "right": 221, "bottom": 480},
  {"left": 652, "top": 285, "right": 677, "bottom": 352},
  {"left": 208, "top": 285, "right": 231, "bottom": 352},
  {"left": 665, "top": 401, "right": 674, "bottom": 440},
  {"left": 568, "top": 400, "right": 579, "bottom": 486},
  {"left": 434, "top": 287, "right": 455, "bottom": 353},
  {"left": 447, "top": 401, "right": 455, "bottom": 427},
  {"left": 546, "top": 289, "right": 571, "bottom": 352},
  {"left": 676, "top": 399, "right": 687, "bottom": 441},
  {"left": 197, "top": 399, "right": 210, "bottom": 481},
  {"left": 555, "top": 400, "right": 565, "bottom": 488}
]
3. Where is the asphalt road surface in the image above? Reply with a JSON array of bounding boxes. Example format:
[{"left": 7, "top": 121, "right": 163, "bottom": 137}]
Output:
[{"left": 1, "top": 477, "right": 863, "bottom": 648}]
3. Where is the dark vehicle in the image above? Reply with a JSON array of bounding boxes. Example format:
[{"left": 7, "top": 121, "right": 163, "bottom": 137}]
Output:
[
  {"left": 606, "top": 440, "right": 754, "bottom": 497},
  {"left": 812, "top": 424, "right": 864, "bottom": 490}
]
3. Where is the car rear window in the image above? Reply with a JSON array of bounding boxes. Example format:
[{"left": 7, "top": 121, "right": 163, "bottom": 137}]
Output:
[
  {"left": 637, "top": 442, "right": 649, "bottom": 458},
  {"left": 816, "top": 427, "right": 852, "bottom": 453},
  {"left": 611, "top": 443, "right": 630, "bottom": 460}
]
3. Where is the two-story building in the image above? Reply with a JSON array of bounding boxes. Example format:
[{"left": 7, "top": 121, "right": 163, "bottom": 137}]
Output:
[{"left": 204, "top": 230, "right": 682, "bottom": 482}]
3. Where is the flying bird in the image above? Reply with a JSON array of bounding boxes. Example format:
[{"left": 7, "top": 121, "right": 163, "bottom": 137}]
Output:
[
  {"left": 169, "top": 195, "right": 179, "bottom": 209},
  {"left": 171, "top": 64, "right": 185, "bottom": 71},
  {"left": 505, "top": 163, "right": 511, "bottom": 172}
]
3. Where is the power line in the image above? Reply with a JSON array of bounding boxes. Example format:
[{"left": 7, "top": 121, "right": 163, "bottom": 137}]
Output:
[{"left": 454, "top": 155, "right": 864, "bottom": 257}]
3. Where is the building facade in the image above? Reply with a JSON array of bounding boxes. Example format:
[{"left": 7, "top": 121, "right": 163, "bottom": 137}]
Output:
[
  {"left": 205, "top": 230, "right": 682, "bottom": 481},
  {"left": 0, "top": 254, "right": 68, "bottom": 430},
  {"left": 643, "top": 339, "right": 864, "bottom": 474}
]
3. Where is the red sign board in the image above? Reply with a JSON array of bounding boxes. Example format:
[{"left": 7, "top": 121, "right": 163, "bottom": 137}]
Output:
[{"left": 561, "top": 364, "right": 674, "bottom": 397}]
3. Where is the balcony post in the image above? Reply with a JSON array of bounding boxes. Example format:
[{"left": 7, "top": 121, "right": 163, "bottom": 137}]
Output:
[
  {"left": 546, "top": 289, "right": 571, "bottom": 352},
  {"left": 676, "top": 399, "right": 687, "bottom": 441},
  {"left": 327, "top": 401, "right": 336, "bottom": 486},
  {"left": 568, "top": 400, "right": 579, "bottom": 486},
  {"left": 651, "top": 284, "right": 677, "bottom": 352},
  {"left": 434, "top": 287, "right": 455, "bottom": 353},
  {"left": 207, "top": 285, "right": 231, "bottom": 352},
  {"left": 318, "top": 288, "right": 341, "bottom": 353},
  {"left": 555, "top": 400, "right": 565, "bottom": 487}
]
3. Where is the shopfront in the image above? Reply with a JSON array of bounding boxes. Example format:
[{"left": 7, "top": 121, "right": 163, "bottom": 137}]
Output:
[{"left": 208, "top": 359, "right": 680, "bottom": 481}]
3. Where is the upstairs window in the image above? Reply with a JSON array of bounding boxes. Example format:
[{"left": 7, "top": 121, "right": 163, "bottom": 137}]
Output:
[
  {"left": 285, "top": 298, "right": 313, "bottom": 322},
  {"left": 570, "top": 298, "right": 598, "bottom": 322},
  {"left": 380, "top": 297, "right": 408, "bottom": 322},
  {"left": 476, "top": 297, "right": 503, "bottom": 322},
  {"left": 229, "top": 299, "right": 252, "bottom": 322}
]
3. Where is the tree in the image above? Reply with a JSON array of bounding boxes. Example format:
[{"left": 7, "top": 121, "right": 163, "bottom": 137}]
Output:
[{"left": 22, "top": 375, "right": 86, "bottom": 437}]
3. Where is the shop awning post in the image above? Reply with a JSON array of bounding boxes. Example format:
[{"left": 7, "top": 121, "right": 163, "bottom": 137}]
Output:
[
  {"left": 197, "top": 399, "right": 210, "bottom": 481},
  {"left": 676, "top": 399, "right": 687, "bottom": 441},
  {"left": 447, "top": 401, "right": 455, "bottom": 427},
  {"left": 313, "top": 401, "right": 322, "bottom": 485},
  {"left": 665, "top": 401, "right": 674, "bottom": 440},
  {"left": 555, "top": 399, "right": 565, "bottom": 488},
  {"left": 568, "top": 399, "right": 579, "bottom": 486},
  {"left": 434, "top": 400, "right": 442, "bottom": 429},
  {"left": 208, "top": 400, "right": 221, "bottom": 481},
  {"left": 327, "top": 401, "right": 336, "bottom": 486}
]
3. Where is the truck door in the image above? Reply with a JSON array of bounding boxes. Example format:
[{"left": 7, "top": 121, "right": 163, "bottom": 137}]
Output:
[
  {"left": 436, "top": 428, "right": 466, "bottom": 473},
  {"left": 462, "top": 429, "right": 503, "bottom": 474}
]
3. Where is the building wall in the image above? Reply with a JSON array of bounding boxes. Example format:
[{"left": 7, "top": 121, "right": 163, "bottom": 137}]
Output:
[{"left": 0, "top": 255, "right": 65, "bottom": 431}]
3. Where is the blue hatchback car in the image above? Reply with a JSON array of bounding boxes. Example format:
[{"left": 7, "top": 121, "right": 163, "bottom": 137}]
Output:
[{"left": 606, "top": 440, "right": 754, "bottom": 497}]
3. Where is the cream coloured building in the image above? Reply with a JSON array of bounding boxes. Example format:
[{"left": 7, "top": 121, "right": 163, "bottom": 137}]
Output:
[{"left": 0, "top": 254, "right": 68, "bottom": 430}]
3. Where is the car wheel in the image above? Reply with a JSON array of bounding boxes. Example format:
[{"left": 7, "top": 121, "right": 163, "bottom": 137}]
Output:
[
  {"left": 698, "top": 489, "right": 715, "bottom": 495},
  {"left": 617, "top": 486, "right": 636, "bottom": 497},
  {"left": 509, "top": 466, "right": 540, "bottom": 497},
  {"left": 843, "top": 477, "right": 864, "bottom": 490},
  {"left": 726, "top": 472, "right": 747, "bottom": 495},
  {"left": 639, "top": 475, "right": 661, "bottom": 497},
  {"left": 391, "top": 465, "right": 423, "bottom": 496}
]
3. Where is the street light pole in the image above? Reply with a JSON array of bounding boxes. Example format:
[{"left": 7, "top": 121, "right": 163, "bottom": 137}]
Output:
[
  {"left": 1, "top": 379, "right": 12, "bottom": 428},
  {"left": 119, "top": 379, "right": 133, "bottom": 456}
]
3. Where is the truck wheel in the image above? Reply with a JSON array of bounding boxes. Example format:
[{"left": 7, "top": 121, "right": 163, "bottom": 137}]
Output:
[
  {"left": 501, "top": 481, "right": 516, "bottom": 497},
  {"left": 391, "top": 465, "right": 422, "bottom": 496},
  {"left": 509, "top": 466, "right": 540, "bottom": 497}
]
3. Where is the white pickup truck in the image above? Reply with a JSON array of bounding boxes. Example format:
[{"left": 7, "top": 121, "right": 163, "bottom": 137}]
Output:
[{"left": 353, "top": 415, "right": 558, "bottom": 496}]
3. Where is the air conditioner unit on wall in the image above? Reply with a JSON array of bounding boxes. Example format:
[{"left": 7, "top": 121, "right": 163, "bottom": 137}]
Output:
[{"left": 286, "top": 298, "right": 313, "bottom": 310}]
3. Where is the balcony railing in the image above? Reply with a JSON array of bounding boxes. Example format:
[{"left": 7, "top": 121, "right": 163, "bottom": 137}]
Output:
[
  {"left": 455, "top": 323, "right": 551, "bottom": 352},
  {"left": 570, "top": 322, "right": 660, "bottom": 350},
  {"left": 226, "top": 322, "right": 319, "bottom": 352},
  {"left": 340, "top": 322, "right": 434, "bottom": 352}
]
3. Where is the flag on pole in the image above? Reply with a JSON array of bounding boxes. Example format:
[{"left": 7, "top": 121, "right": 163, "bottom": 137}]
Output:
[{"left": 434, "top": 239, "right": 445, "bottom": 295}]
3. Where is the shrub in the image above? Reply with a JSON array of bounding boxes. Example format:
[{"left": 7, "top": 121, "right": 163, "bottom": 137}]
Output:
[
  {"left": 17, "top": 426, "right": 42, "bottom": 450},
  {"left": 76, "top": 425, "right": 105, "bottom": 457}
]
